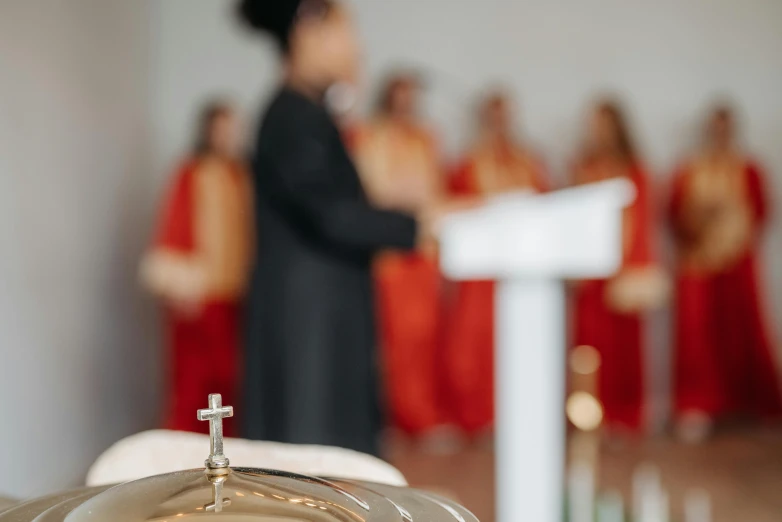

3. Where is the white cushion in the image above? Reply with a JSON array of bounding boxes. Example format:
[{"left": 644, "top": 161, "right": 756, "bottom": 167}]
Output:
[{"left": 86, "top": 430, "right": 407, "bottom": 487}]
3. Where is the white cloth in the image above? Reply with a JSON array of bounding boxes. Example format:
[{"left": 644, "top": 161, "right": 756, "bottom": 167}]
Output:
[{"left": 86, "top": 430, "right": 407, "bottom": 487}]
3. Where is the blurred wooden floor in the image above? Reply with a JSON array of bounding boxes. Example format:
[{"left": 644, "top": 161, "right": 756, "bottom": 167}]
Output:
[{"left": 388, "top": 427, "right": 782, "bottom": 522}]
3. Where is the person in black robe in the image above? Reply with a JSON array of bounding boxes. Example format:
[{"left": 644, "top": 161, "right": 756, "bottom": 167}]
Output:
[{"left": 236, "top": 0, "right": 450, "bottom": 456}]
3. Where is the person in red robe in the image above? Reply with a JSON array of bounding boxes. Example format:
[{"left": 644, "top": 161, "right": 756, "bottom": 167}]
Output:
[
  {"left": 141, "top": 101, "right": 253, "bottom": 436},
  {"left": 351, "top": 72, "right": 449, "bottom": 445},
  {"left": 445, "top": 91, "right": 549, "bottom": 438},
  {"left": 571, "top": 100, "right": 667, "bottom": 435},
  {"left": 670, "top": 105, "right": 782, "bottom": 442}
]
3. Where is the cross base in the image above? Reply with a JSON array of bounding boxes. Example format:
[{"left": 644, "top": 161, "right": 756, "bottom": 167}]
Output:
[{"left": 205, "top": 456, "right": 230, "bottom": 470}]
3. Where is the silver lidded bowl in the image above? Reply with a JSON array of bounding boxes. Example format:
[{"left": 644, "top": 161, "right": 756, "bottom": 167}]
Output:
[{"left": 0, "top": 394, "right": 479, "bottom": 521}]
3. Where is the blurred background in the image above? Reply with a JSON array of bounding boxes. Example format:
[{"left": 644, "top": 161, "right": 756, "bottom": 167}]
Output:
[{"left": 2, "top": 1, "right": 782, "bottom": 521}]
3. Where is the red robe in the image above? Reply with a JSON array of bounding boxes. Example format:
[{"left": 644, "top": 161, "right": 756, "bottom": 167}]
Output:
[
  {"left": 671, "top": 159, "right": 782, "bottom": 418},
  {"left": 445, "top": 145, "right": 548, "bottom": 434},
  {"left": 572, "top": 162, "right": 654, "bottom": 432},
  {"left": 374, "top": 252, "right": 444, "bottom": 434},
  {"left": 146, "top": 159, "right": 251, "bottom": 436},
  {"left": 351, "top": 123, "right": 444, "bottom": 435}
]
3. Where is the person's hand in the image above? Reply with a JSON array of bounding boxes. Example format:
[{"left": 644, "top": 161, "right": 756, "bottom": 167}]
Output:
[
  {"left": 417, "top": 196, "right": 484, "bottom": 243},
  {"left": 386, "top": 173, "right": 435, "bottom": 213}
]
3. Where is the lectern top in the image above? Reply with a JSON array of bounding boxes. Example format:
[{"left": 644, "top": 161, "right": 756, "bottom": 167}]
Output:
[{"left": 439, "top": 178, "right": 636, "bottom": 280}]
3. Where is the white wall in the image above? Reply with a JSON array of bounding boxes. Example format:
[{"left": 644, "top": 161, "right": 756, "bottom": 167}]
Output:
[
  {"left": 152, "top": 0, "right": 782, "bottom": 428},
  {"left": 149, "top": 1, "right": 277, "bottom": 178},
  {"left": 152, "top": 0, "right": 782, "bottom": 171},
  {"left": 0, "top": 0, "right": 160, "bottom": 497}
]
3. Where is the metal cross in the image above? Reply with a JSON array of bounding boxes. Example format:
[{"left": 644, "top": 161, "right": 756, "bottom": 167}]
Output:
[{"left": 197, "top": 393, "right": 233, "bottom": 469}]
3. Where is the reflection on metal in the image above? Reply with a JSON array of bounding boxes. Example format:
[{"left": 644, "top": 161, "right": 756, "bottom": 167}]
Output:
[{"left": 204, "top": 472, "right": 232, "bottom": 513}]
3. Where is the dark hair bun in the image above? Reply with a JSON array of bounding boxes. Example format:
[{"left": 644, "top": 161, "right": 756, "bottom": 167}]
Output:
[
  {"left": 237, "top": 0, "right": 301, "bottom": 46},
  {"left": 236, "top": 0, "right": 265, "bottom": 32}
]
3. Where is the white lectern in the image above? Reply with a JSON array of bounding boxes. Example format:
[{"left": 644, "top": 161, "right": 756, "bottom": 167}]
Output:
[{"left": 439, "top": 179, "right": 635, "bottom": 522}]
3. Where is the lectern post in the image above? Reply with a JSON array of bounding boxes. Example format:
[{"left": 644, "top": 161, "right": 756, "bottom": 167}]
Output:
[
  {"left": 439, "top": 178, "right": 634, "bottom": 522},
  {"left": 496, "top": 279, "right": 565, "bottom": 522}
]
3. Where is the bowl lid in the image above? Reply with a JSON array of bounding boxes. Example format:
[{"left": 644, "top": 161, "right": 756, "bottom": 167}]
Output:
[
  {"left": 0, "top": 394, "right": 478, "bottom": 521},
  {"left": 0, "top": 467, "right": 475, "bottom": 521}
]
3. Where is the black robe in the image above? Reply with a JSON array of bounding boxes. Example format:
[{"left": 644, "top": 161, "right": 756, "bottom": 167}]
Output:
[{"left": 243, "top": 87, "right": 417, "bottom": 455}]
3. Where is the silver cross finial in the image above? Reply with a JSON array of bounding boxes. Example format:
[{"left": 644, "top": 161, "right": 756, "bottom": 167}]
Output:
[{"left": 197, "top": 393, "right": 233, "bottom": 470}]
